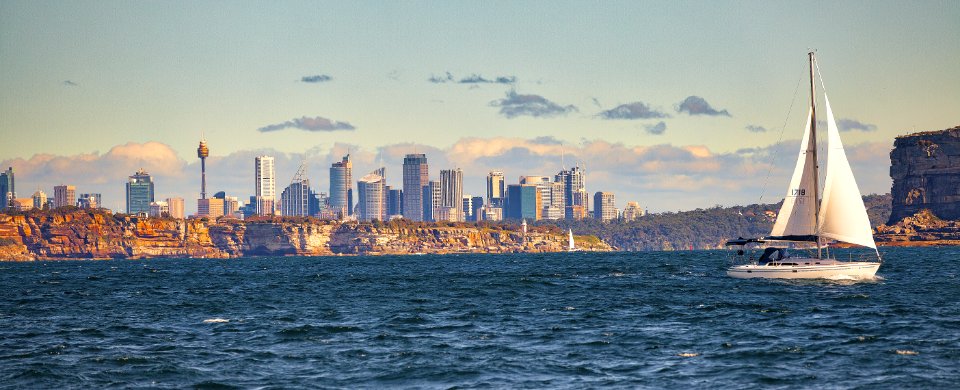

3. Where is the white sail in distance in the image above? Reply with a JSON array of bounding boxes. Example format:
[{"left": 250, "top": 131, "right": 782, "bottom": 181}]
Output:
[
  {"left": 770, "top": 108, "right": 818, "bottom": 237},
  {"left": 817, "top": 96, "right": 877, "bottom": 249}
]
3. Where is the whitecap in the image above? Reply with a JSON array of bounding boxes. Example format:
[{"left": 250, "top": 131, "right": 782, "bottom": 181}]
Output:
[
  {"left": 203, "top": 318, "right": 230, "bottom": 324},
  {"left": 896, "top": 349, "right": 919, "bottom": 355},
  {"left": 678, "top": 352, "right": 699, "bottom": 357}
]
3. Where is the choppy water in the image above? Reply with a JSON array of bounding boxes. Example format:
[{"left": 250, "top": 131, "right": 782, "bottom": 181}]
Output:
[{"left": 1, "top": 247, "right": 958, "bottom": 388}]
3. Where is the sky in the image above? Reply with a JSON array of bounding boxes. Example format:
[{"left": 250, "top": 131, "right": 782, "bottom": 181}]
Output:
[{"left": 1, "top": 0, "right": 958, "bottom": 214}]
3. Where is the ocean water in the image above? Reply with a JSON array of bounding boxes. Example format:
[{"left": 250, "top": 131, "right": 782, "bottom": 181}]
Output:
[{"left": 0, "top": 247, "right": 957, "bottom": 389}]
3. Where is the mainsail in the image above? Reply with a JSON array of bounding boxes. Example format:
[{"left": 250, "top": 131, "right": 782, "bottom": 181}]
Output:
[
  {"left": 770, "top": 108, "right": 818, "bottom": 237},
  {"left": 817, "top": 96, "right": 877, "bottom": 248}
]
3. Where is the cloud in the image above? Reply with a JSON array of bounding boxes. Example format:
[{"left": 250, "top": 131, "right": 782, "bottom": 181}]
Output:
[
  {"left": 257, "top": 116, "right": 355, "bottom": 132},
  {"left": 676, "top": 96, "right": 731, "bottom": 117},
  {"left": 489, "top": 90, "right": 577, "bottom": 118},
  {"left": 428, "top": 72, "right": 455, "bottom": 83},
  {"left": 745, "top": 125, "right": 768, "bottom": 133},
  {"left": 599, "top": 101, "right": 670, "bottom": 120},
  {"left": 428, "top": 72, "right": 516, "bottom": 84},
  {"left": 644, "top": 121, "right": 667, "bottom": 135},
  {"left": 63, "top": 80, "right": 79, "bottom": 87},
  {"left": 301, "top": 75, "right": 332, "bottom": 83},
  {"left": 837, "top": 118, "right": 877, "bottom": 132}
]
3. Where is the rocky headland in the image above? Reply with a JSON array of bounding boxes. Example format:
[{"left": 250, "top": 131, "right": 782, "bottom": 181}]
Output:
[
  {"left": 0, "top": 209, "right": 610, "bottom": 261},
  {"left": 888, "top": 125, "right": 960, "bottom": 223}
]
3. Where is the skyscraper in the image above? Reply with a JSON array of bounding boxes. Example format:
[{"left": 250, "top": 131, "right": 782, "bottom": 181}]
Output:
[
  {"left": 386, "top": 186, "right": 403, "bottom": 217},
  {"left": 403, "top": 154, "right": 429, "bottom": 221},
  {"left": 281, "top": 179, "right": 312, "bottom": 217},
  {"left": 556, "top": 166, "right": 587, "bottom": 220},
  {"left": 125, "top": 168, "right": 154, "bottom": 214},
  {"left": 422, "top": 180, "right": 441, "bottom": 222},
  {"left": 0, "top": 167, "right": 14, "bottom": 209},
  {"left": 470, "top": 195, "right": 484, "bottom": 222},
  {"left": 54, "top": 185, "right": 77, "bottom": 209},
  {"left": 357, "top": 168, "right": 386, "bottom": 222},
  {"left": 507, "top": 184, "right": 541, "bottom": 220},
  {"left": 594, "top": 191, "right": 617, "bottom": 222},
  {"left": 329, "top": 154, "right": 353, "bottom": 219},
  {"left": 440, "top": 168, "right": 464, "bottom": 222},
  {"left": 486, "top": 170, "right": 504, "bottom": 207},
  {"left": 255, "top": 156, "right": 276, "bottom": 215}
]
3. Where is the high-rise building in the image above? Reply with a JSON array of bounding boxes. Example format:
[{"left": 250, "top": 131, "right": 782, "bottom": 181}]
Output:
[
  {"left": 486, "top": 170, "right": 504, "bottom": 207},
  {"left": 54, "top": 185, "right": 77, "bottom": 209},
  {"left": 32, "top": 190, "right": 47, "bottom": 210},
  {"left": 329, "top": 154, "right": 353, "bottom": 218},
  {"left": 77, "top": 193, "right": 101, "bottom": 209},
  {"left": 594, "top": 192, "right": 617, "bottom": 222},
  {"left": 507, "top": 184, "right": 541, "bottom": 220},
  {"left": 149, "top": 201, "right": 169, "bottom": 218},
  {"left": 623, "top": 201, "right": 644, "bottom": 221},
  {"left": 125, "top": 169, "right": 154, "bottom": 215},
  {"left": 440, "top": 168, "right": 464, "bottom": 222},
  {"left": 281, "top": 179, "right": 312, "bottom": 217},
  {"left": 166, "top": 197, "right": 185, "bottom": 219},
  {"left": 422, "top": 180, "right": 441, "bottom": 222},
  {"left": 470, "top": 196, "right": 484, "bottom": 222},
  {"left": 197, "top": 198, "right": 225, "bottom": 218},
  {"left": 403, "top": 154, "right": 429, "bottom": 221},
  {"left": 462, "top": 196, "right": 473, "bottom": 221},
  {"left": 386, "top": 187, "right": 403, "bottom": 217},
  {"left": 357, "top": 168, "right": 386, "bottom": 222},
  {"left": 224, "top": 196, "right": 240, "bottom": 218},
  {"left": 0, "top": 167, "right": 14, "bottom": 209},
  {"left": 255, "top": 156, "right": 276, "bottom": 216},
  {"left": 556, "top": 166, "right": 587, "bottom": 220}
]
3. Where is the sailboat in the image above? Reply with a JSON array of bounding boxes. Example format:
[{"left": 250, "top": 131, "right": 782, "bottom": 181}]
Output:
[
  {"left": 567, "top": 229, "right": 579, "bottom": 252},
  {"left": 725, "top": 52, "right": 881, "bottom": 279}
]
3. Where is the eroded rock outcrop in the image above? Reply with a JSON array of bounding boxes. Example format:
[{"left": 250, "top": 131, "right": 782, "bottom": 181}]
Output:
[
  {"left": 0, "top": 210, "right": 611, "bottom": 261},
  {"left": 888, "top": 125, "right": 960, "bottom": 223},
  {"left": 874, "top": 209, "right": 960, "bottom": 246}
]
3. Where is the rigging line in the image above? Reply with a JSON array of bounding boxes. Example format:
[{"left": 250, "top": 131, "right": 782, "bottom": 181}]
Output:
[{"left": 757, "top": 63, "right": 807, "bottom": 205}]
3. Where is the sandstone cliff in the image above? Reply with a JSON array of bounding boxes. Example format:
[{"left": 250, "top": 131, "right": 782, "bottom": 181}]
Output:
[
  {"left": 0, "top": 210, "right": 611, "bottom": 261},
  {"left": 888, "top": 125, "right": 960, "bottom": 224},
  {"left": 874, "top": 209, "right": 960, "bottom": 246}
]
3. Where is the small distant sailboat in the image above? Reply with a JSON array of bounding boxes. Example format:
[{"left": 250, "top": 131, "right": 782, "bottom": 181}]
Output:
[
  {"left": 567, "top": 229, "right": 579, "bottom": 252},
  {"left": 725, "top": 52, "right": 881, "bottom": 279}
]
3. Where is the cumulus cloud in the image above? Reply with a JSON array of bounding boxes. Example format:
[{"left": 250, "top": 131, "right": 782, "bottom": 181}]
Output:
[
  {"left": 837, "top": 118, "right": 877, "bottom": 132},
  {"left": 676, "top": 96, "right": 731, "bottom": 117},
  {"left": 644, "top": 121, "right": 667, "bottom": 135},
  {"left": 745, "top": 125, "right": 768, "bottom": 133},
  {"left": 257, "top": 116, "right": 356, "bottom": 132},
  {"left": 428, "top": 72, "right": 516, "bottom": 84},
  {"left": 63, "top": 80, "right": 79, "bottom": 87},
  {"left": 301, "top": 75, "right": 332, "bottom": 83},
  {"left": 599, "top": 102, "right": 670, "bottom": 120},
  {"left": 489, "top": 90, "right": 577, "bottom": 118}
]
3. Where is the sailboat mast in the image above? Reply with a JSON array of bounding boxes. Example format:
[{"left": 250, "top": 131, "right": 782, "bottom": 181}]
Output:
[{"left": 809, "top": 51, "right": 822, "bottom": 259}]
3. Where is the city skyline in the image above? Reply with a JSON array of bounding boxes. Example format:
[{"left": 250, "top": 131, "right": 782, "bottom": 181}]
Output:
[{"left": 2, "top": 1, "right": 958, "bottom": 213}]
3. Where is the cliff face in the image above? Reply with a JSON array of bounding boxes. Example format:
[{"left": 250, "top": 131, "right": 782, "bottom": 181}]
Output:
[
  {"left": 888, "top": 125, "right": 960, "bottom": 224},
  {"left": 0, "top": 211, "right": 611, "bottom": 261}
]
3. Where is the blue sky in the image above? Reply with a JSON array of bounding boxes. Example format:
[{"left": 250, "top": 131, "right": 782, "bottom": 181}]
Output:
[{"left": 1, "top": 1, "right": 958, "bottom": 213}]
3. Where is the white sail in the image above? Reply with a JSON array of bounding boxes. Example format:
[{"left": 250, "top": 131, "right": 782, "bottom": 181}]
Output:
[
  {"left": 770, "top": 108, "right": 818, "bottom": 237},
  {"left": 817, "top": 96, "right": 876, "bottom": 248},
  {"left": 568, "top": 229, "right": 575, "bottom": 250}
]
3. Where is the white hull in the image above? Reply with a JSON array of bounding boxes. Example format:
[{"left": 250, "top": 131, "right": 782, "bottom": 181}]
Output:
[{"left": 727, "top": 259, "right": 880, "bottom": 279}]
